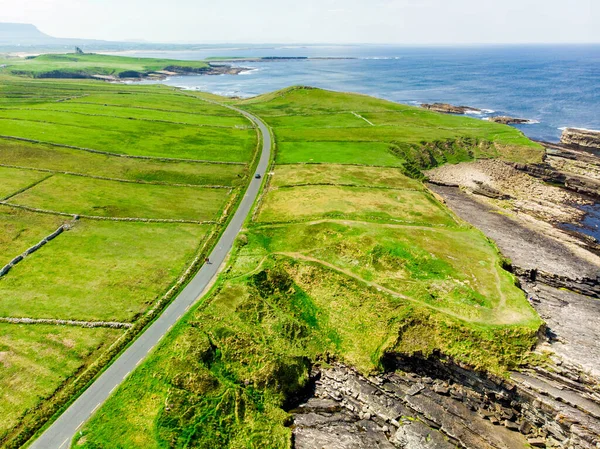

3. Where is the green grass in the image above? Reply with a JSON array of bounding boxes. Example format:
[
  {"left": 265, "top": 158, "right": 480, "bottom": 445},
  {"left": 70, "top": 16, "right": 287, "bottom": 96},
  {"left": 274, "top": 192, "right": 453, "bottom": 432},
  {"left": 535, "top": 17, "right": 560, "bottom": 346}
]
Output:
[
  {"left": 0, "top": 323, "right": 122, "bottom": 440},
  {"left": 0, "top": 53, "right": 211, "bottom": 79},
  {"left": 245, "top": 86, "right": 543, "bottom": 168},
  {"left": 239, "top": 221, "right": 535, "bottom": 324},
  {"left": 0, "top": 140, "right": 247, "bottom": 187},
  {"left": 77, "top": 87, "right": 543, "bottom": 449},
  {"left": 0, "top": 207, "right": 67, "bottom": 267},
  {"left": 8, "top": 174, "right": 229, "bottom": 221},
  {"left": 22, "top": 101, "right": 250, "bottom": 127},
  {"left": 72, "top": 92, "right": 241, "bottom": 116},
  {"left": 0, "top": 72, "right": 259, "bottom": 448},
  {"left": 257, "top": 185, "right": 455, "bottom": 226},
  {"left": 0, "top": 110, "right": 255, "bottom": 162},
  {"left": 276, "top": 141, "right": 402, "bottom": 165},
  {"left": 270, "top": 164, "right": 423, "bottom": 189},
  {"left": 0, "top": 165, "right": 48, "bottom": 199},
  {"left": 0, "top": 220, "right": 211, "bottom": 322}
]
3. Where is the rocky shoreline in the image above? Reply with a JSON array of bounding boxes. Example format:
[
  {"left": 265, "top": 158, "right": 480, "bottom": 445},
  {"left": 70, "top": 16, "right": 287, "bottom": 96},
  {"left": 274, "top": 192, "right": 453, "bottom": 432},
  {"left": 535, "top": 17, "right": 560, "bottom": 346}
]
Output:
[
  {"left": 290, "top": 135, "right": 600, "bottom": 449},
  {"left": 560, "top": 128, "right": 600, "bottom": 151},
  {"left": 292, "top": 358, "right": 600, "bottom": 449}
]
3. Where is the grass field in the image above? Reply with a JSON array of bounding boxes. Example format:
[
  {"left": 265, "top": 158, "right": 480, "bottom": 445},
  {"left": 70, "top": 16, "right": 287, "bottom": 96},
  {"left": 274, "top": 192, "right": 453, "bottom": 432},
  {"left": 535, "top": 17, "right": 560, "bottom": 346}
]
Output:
[
  {"left": 0, "top": 220, "right": 211, "bottom": 321},
  {"left": 0, "top": 323, "right": 122, "bottom": 440},
  {"left": 0, "top": 53, "right": 211, "bottom": 79},
  {"left": 0, "top": 110, "right": 255, "bottom": 161},
  {"left": 0, "top": 74, "right": 258, "bottom": 447},
  {"left": 77, "top": 87, "right": 543, "bottom": 448},
  {"left": 244, "top": 86, "right": 543, "bottom": 169},
  {"left": 0, "top": 165, "right": 48, "bottom": 199},
  {"left": 8, "top": 174, "right": 229, "bottom": 221},
  {"left": 257, "top": 185, "right": 454, "bottom": 225},
  {"left": 0, "top": 140, "right": 247, "bottom": 186},
  {"left": 269, "top": 164, "right": 423, "bottom": 189},
  {"left": 0, "top": 207, "right": 66, "bottom": 267}
]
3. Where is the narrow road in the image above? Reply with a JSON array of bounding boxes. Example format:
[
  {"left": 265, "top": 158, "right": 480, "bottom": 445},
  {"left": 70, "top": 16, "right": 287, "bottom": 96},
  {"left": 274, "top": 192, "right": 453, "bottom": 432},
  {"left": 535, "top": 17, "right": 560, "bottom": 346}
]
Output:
[{"left": 28, "top": 106, "right": 271, "bottom": 449}]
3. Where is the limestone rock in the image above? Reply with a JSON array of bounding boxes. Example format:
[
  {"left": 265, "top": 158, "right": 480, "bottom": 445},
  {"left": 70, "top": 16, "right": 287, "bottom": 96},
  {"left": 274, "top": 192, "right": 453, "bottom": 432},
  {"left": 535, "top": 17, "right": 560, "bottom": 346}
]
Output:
[
  {"left": 420, "top": 103, "right": 480, "bottom": 114},
  {"left": 561, "top": 128, "right": 600, "bottom": 150}
]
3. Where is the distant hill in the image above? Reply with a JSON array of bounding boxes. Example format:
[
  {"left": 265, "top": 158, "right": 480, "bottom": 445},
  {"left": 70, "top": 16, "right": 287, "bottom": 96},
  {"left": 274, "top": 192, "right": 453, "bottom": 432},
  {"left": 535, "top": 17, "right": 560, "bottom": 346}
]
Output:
[
  {"left": 0, "top": 23, "right": 53, "bottom": 44},
  {"left": 0, "top": 22, "right": 194, "bottom": 52}
]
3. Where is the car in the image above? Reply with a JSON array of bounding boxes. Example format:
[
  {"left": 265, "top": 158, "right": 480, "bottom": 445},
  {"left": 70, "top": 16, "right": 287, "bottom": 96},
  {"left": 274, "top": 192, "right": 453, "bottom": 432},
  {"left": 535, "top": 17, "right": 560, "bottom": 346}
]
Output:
[{"left": 255, "top": 173, "right": 262, "bottom": 179}]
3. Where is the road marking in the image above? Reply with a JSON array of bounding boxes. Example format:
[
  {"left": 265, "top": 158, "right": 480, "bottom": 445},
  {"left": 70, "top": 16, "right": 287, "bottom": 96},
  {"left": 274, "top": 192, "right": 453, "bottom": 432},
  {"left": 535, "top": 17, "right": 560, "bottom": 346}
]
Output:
[
  {"left": 60, "top": 437, "right": 69, "bottom": 448},
  {"left": 91, "top": 403, "right": 100, "bottom": 413}
]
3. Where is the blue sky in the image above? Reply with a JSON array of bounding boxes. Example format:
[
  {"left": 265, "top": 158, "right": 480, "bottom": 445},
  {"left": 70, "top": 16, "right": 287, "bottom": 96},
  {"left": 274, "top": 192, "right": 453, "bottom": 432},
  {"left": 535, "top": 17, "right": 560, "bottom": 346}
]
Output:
[{"left": 1, "top": 0, "right": 598, "bottom": 44}]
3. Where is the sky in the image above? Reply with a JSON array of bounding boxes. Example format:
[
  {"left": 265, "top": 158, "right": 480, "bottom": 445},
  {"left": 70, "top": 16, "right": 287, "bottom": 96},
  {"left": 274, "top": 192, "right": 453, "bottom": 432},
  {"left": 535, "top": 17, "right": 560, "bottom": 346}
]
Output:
[{"left": 1, "top": 0, "right": 598, "bottom": 44}]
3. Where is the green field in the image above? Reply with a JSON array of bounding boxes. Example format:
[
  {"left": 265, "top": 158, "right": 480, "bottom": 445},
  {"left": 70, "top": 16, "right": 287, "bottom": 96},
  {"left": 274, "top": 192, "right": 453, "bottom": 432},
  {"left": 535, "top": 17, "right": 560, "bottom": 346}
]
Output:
[
  {"left": 244, "top": 86, "right": 543, "bottom": 169},
  {"left": 257, "top": 185, "right": 455, "bottom": 225},
  {"left": 7, "top": 174, "right": 229, "bottom": 221},
  {"left": 0, "top": 207, "right": 66, "bottom": 267},
  {"left": 0, "top": 140, "right": 247, "bottom": 186},
  {"left": 0, "top": 165, "right": 48, "bottom": 200},
  {"left": 0, "top": 220, "right": 211, "bottom": 322},
  {"left": 77, "top": 87, "right": 543, "bottom": 448},
  {"left": 0, "top": 75, "right": 258, "bottom": 447},
  {"left": 0, "top": 323, "right": 122, "bottom": 440},
  {"left": 0, "top": 108, "right": 255, "bottom": 161},
  {"left": 0, "top": 53, "right": 211, "bottom": 79}
]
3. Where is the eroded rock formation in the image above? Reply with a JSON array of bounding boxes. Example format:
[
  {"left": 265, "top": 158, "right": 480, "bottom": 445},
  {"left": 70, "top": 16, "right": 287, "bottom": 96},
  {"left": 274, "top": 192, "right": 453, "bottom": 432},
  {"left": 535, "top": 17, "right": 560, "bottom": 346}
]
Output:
[
  {"left": 420, "top": 103, "right": 480, "bottom": 114},
  {"left": 489, "top": 116, "right": 532, "bottom": 125},
  {"left": 561, "top": 128, "right": 600, "bottom": 150},
  {"left": 292, "top": 359, "right": 600, "bottom": 449}
]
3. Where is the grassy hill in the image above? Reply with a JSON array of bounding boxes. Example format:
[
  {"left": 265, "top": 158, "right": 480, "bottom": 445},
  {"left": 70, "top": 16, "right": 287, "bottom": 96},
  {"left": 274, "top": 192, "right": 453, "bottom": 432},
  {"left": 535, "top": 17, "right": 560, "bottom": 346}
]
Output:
[
  {"left": 0, "top": 53, "right": 211, "bottom": 79},
  {"left": 0, "top": 77, "right": 258, "bottom": 448},
  {"left": 74, "top": 87, "right": 543, "bottom": 448}
]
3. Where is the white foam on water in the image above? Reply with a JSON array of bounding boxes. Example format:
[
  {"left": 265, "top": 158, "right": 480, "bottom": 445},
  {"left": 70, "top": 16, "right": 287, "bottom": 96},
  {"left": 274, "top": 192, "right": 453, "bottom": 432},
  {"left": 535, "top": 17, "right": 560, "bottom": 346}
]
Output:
[
  {"left": 239, "top": 68, "right": 260, "bottom": 76},
  {"left": 559, "top": 126, "right": 600, "bottom": 133}
]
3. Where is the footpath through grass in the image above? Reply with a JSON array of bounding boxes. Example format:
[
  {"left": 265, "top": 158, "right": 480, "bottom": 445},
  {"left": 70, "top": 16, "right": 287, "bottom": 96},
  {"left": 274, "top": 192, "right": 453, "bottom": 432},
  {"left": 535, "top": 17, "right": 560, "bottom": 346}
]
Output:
[
  {"left": 0, "top": 76, "right": 258, "bottom": 447},
  {"left": 76, "top": 87, "right": 543, "bottom": 449}
]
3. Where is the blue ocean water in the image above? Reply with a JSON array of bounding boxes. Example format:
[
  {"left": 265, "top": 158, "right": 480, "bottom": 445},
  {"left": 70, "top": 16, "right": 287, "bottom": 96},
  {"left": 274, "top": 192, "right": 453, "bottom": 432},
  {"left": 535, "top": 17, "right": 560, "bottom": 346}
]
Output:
[{"left": 126, "top": 44, "right": 600, "bottom": 142}]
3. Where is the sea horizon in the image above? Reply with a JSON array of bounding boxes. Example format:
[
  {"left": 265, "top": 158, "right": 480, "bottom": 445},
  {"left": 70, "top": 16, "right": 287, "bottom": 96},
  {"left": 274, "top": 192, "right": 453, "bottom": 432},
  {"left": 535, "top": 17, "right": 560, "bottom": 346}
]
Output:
[{"left": 112, "top": 43, "right": 600, "bottom": 143}]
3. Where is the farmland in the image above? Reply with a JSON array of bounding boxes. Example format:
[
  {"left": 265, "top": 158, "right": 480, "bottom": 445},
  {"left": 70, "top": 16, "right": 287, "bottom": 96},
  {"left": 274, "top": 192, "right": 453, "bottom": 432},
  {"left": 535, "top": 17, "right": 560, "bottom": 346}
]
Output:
[
  {"left": 76, "top": 87, "right": 543, "bottom": 448},
  {"left": 0, "top": 77, "right": 258, "bottom": 446},
  {"left": 0, "top": 53, "right": 211, "bottom": 79}
]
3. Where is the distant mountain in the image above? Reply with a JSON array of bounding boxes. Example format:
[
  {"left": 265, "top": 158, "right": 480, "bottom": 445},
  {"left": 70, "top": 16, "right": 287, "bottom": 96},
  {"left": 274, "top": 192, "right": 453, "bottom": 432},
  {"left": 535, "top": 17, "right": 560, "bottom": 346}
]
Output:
[
  {"left": 0, "top": 23, "right": 53, "bottom": 44},
  {"left": 0, "top": 22, "right": 193, "bottom": 52}
]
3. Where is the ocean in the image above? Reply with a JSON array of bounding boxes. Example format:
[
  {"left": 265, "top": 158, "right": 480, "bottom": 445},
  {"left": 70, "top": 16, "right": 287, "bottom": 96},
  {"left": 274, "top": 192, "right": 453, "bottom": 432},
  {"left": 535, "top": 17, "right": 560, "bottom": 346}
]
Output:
[{"left": 125, "top": 44, "right": 600, "bottom": 143}]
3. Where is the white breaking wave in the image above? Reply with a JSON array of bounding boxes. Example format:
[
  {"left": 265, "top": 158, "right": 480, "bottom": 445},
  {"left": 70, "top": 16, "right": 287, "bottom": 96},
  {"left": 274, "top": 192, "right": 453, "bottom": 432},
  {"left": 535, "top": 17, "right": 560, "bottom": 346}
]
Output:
[
  {"left": 239, "top": 68, "right": 260, "bottom": 76},
  {"left": 559, "top": 126, "right": 600, "bottom": 133}
]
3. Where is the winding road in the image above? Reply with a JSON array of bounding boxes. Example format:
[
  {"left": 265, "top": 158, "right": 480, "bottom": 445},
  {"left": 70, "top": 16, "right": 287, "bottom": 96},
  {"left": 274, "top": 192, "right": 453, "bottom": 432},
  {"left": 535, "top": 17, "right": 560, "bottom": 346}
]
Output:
[{"left": 29, "top": 106, "right": 271, "bottom": 449}]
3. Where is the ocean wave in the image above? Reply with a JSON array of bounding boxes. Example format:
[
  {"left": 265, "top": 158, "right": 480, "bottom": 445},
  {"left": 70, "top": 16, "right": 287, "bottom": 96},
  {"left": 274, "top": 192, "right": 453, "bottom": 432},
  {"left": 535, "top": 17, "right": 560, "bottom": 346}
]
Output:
[
  {"left": 559, "top": 126, "right": 600, "bottom": 132},
  {"left": 464, "top": 108, "right": 495, "bottom": 115},
  {"left": 361, "top": 56, "right": 401, "bottom": 60},
  {"left": 239, "top": 68, "right": 260, "bottom": 75}
]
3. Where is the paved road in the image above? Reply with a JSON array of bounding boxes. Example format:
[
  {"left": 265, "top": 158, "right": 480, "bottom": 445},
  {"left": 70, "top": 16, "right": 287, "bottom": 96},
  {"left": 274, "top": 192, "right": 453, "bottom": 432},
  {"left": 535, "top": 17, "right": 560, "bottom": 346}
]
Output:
[{"left": 29, "top": 106, "right": 271, "bottom": 449}]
